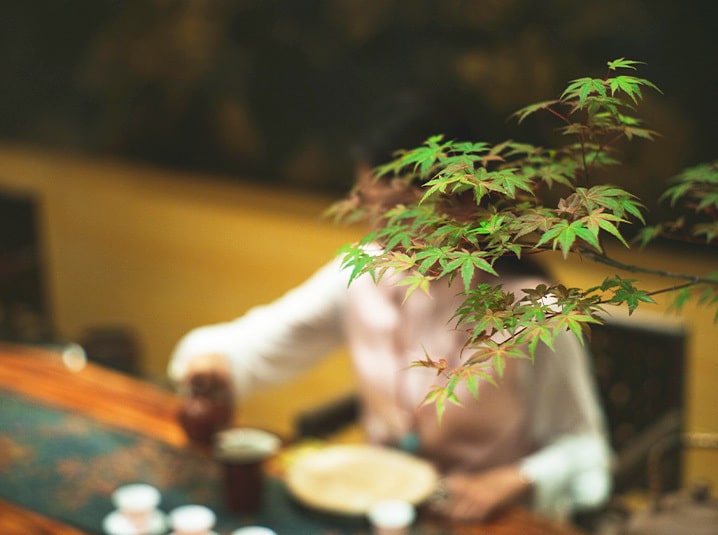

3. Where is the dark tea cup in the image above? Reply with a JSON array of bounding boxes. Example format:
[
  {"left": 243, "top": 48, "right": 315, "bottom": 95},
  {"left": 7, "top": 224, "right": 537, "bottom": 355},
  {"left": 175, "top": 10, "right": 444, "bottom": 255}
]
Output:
[{"left": 214, "top": 428, "right": 281, "bottom": 514}]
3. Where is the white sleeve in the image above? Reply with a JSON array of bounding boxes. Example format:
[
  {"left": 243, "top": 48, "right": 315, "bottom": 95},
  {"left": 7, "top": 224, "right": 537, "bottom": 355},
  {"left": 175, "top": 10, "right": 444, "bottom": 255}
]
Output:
[
  {"left": 519, "top": 330, "right": 613, "bottom": 518},
  {"left": 167, "top": 256, "right": 350, "bottom": 400}
]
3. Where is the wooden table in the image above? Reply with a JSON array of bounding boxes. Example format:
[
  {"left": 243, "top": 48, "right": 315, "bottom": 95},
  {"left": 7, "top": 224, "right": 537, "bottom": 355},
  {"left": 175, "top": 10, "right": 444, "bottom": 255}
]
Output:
[{"left": 0, "top": 344, "right": 586, "bottom": 534}]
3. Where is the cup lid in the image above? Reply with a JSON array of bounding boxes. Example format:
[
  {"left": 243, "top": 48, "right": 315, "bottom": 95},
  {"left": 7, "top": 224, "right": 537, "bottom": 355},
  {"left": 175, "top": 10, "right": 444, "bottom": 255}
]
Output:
[
  {"left": 230, "top": 527, "right": 278, "bottom": 535},
  {"left": 214, "top": 428, "right": 281, "bottom": 461},
  {"left": 111, "top": 483, "right": 161, "bottom": 511}
]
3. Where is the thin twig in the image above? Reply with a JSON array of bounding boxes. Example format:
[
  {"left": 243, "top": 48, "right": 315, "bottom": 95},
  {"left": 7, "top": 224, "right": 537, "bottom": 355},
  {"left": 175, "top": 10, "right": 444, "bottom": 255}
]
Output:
[
  {"left": 643, "top": 281, "right": 697, "bottom": 297},
  {"left": 581, "top": 250, "right": 717, "bottom": 285}
]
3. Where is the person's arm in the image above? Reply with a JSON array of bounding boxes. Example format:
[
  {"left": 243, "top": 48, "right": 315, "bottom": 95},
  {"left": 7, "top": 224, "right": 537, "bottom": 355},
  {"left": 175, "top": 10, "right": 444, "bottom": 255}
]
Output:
[
  {"left": 520, "top": 432, "right": 611, "bottom": 517},
  {"left": 168, "top": 256, "right": 350, "bottom": 400},
  {"left": 435, "top": 331, "right": 611, "bottom": 522},
  {"left": 434, "top": 464, "right": 533, "bottom": 522},
  {"left": 520, "top": 330, "right": 613, "bottom": 518}
]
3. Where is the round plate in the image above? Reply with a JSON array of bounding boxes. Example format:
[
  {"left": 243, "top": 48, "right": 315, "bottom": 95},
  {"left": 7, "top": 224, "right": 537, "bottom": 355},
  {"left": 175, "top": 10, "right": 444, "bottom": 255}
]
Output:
[{"left": 285, "top": 444, "right": 438, "bottom": 515}]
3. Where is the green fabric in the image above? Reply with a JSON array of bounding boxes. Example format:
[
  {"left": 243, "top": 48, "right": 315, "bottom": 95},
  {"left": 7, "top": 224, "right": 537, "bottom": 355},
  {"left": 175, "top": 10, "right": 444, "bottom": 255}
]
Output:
[{"left": 0, "top": 387, "right": 385, "bottom": 535}]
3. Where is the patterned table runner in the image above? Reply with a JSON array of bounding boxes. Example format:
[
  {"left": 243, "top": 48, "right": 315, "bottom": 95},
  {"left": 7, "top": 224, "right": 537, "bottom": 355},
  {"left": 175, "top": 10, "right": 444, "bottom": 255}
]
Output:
[{"left": 0, "top": 387, "right": 376, "bottom": 535}]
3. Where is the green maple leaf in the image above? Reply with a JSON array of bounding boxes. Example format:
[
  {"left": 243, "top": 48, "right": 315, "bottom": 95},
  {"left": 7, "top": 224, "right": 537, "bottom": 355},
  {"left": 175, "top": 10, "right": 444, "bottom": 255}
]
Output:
[
  {"left": 605, "top": 277, "right": 657, "bottom": 314},
  {"left": 396, "top": 272, "right": 433, "bottom": 300},
  {"left": 693, "top": 222, "right": 718, "bottom": 243},
  {"left": 607, "top": 58, "right": 644, "bottom": 71},
  {"left": 415, "top": 247, "right": 448, "bottom": 273},
  {"left": 536, "top": 220, "right": 585, "bottom": 257},
  {"left": 511, "top": 99, "right": 562, "bottom": 124},
  {"left": 562, "top": 77, "right": 607, "bottom": 106},
  {"left": 623, "top": 126, "right": 660, "bottom": 141},
  {"left": 376, "top": 134, "right": 451, "bottom": 178},
  {"left": 552, "top": 312, "right": 598, "bottom": 339},
  {"left": 516, "top": 324, "right": 556, "bottom": 357},
  {"left": 441, "top": 251, "right": 498, "bottom": 290},
  {"left": 338, "top": 244, "right": 374, "bottom": 285}
]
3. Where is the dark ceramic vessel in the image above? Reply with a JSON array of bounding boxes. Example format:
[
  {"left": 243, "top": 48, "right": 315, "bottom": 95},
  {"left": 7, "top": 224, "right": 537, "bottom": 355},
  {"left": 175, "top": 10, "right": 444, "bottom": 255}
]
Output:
[{"left": 178, "top": 372, "right": 233, "bottom": 445}]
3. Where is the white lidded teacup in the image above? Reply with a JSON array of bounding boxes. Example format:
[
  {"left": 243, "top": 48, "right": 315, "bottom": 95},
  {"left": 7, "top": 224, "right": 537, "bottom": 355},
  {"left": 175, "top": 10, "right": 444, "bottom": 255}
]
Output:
[
  {"left": 367, "top": 499, "right": 416, "bottom": 535},
  {"left": 111, "top": 483, "right": 162, "bottom": 532},
  {"left": 230, "top": 527, "right": 278, "bottom": 535},
  {"left": 168, "top": 504, "right": 217, "bottom": 535}
]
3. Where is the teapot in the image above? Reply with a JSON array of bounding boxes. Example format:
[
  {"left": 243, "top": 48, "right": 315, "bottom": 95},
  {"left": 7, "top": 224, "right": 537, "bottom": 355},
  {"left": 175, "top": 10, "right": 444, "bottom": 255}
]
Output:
[{"left": 178, "top": 371, "right": 234, "bottom": 445}]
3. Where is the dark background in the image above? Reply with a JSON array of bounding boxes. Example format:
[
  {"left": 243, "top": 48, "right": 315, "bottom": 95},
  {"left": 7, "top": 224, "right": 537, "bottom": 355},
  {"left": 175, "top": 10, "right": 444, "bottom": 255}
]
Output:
[{"left": 2, "top": 0, "right": 717, "bottom": 202}]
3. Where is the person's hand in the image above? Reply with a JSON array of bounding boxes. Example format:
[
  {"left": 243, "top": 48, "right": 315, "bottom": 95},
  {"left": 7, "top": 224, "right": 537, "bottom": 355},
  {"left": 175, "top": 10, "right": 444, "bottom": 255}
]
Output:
[
  {"left": 181, "top": 352, "right": 232, "bottom": 384},
  {"left": 177, "top": 353, "right": 235, "bottom": 444},
  {"left": 428, "top": 465, "right": 533, "bottom": 522}
]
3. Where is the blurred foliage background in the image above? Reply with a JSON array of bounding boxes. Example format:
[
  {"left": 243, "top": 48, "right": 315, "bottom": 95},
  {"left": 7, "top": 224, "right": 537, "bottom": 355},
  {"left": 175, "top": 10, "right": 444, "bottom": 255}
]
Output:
[{"left": 2, "top": 0, "right": 716, "bottom": 208}]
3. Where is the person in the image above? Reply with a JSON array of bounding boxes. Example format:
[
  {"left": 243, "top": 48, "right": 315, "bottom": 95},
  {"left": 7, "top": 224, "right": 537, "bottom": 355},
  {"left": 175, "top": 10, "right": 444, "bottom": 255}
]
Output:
[
  {"left": 168, "top": 108, "right": 612, "bottom": 522},
  {"left": 168, "top": 213, "right": 611, "bottom": 522}
]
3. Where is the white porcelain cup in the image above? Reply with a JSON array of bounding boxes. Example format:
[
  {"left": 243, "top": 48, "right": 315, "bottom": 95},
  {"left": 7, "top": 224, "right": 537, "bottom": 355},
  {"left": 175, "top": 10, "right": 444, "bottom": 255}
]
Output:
[
  {"left": 168, "top": 504, "right": 216, "bottom": 535},
  {"left": 111, "top": 483, "right": 161, "bottom": 531},
  {"left": 230, "top": 527, "right": 278, "bottom": 535},
  {"left": 367, "top": 499, "right": 416, "bottom": 535}
]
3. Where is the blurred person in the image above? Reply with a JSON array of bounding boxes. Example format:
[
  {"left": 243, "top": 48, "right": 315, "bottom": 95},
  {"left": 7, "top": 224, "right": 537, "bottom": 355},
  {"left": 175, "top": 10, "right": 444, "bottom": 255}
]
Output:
[{"left": 168, "top": 103, "right": 612, "bottom": 522}]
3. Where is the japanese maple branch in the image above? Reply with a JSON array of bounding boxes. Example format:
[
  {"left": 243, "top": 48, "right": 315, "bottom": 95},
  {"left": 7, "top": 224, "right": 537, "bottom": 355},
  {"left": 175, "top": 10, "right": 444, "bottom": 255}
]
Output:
[{"left": 580, "top": 250, "right": 717, "bottom": 285}]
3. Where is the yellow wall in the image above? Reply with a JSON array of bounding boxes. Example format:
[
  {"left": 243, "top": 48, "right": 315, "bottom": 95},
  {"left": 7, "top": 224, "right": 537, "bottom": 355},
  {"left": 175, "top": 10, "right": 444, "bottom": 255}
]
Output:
[
  {"left": 0, "top": 145, "right": 715, "bottom": 485},
  {"left": 0, "top": 145, "right": 364, "bottom": 439}
]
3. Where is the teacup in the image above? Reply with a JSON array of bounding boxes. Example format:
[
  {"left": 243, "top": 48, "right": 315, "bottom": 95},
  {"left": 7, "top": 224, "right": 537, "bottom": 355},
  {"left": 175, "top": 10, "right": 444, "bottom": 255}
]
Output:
[
  {"left": 367, "top": 499, "right": 416, "bottom": 535},
  {"left": 111, "top": 483, "right": 161, "bottom": 531},
  {"left": 213, "top": 428, "right": 281, "bottom": 514},
  {"left": 168, "top": 504, "right": 216, "bottom": 535}
]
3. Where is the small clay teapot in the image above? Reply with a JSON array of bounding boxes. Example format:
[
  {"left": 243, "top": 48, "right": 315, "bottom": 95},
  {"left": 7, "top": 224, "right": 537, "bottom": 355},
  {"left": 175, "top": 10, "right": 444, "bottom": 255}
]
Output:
[{"left": 178, "top": 371, "right": 234, "bottom": 445}]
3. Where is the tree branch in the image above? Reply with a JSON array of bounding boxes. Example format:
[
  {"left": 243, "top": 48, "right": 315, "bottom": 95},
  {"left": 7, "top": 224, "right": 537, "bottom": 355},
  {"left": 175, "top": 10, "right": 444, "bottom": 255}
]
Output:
[{"left": 580, "top": 250, "right": 717, "bottom": 285}]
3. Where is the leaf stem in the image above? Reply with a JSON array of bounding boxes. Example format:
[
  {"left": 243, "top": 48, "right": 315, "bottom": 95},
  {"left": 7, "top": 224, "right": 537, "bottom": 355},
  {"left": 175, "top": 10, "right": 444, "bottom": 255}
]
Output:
[
  {"left": 547, "top": 106, "right": 570, "bottom": 124},
  {"left": 577, "top": 125, "right": 590, "bottom": 186},
  {"left": 586, "top": 131, "right": 624, "bottom": 175}
]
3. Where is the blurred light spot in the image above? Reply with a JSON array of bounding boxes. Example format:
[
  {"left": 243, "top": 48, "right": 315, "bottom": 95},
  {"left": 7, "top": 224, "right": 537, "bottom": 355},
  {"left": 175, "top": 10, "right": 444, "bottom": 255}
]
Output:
[{"left": 62, "top": 343, "right": 87, "bottom": 372}]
